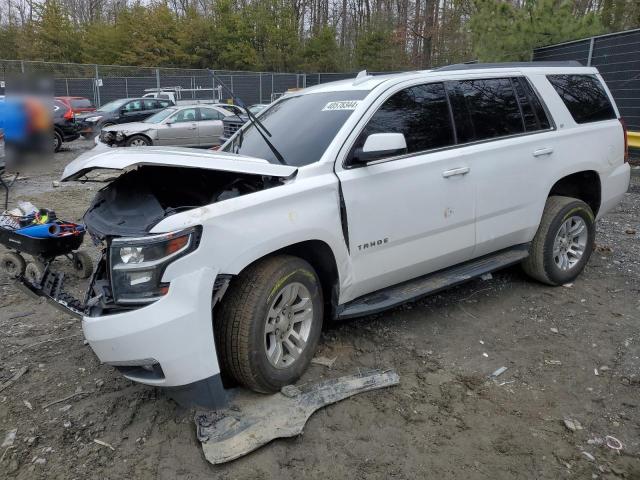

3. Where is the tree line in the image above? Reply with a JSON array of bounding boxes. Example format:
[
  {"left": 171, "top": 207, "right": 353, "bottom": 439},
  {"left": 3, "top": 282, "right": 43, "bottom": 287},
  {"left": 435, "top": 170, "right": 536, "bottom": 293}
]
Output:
[{"left": 0, "top": 0, "right": 638, "bottom": 72}]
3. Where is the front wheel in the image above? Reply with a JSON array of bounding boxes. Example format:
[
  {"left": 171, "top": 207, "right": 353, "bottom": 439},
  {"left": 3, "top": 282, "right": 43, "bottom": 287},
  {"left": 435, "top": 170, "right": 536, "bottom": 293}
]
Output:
[
  {"left": 126, "top": 135, "right": 151, "bottom": 147},
  {"left": 216, "top": 255, "right": 324, "bottom": 393},
  {"left": 53, "top": 131, "right": 63, "bottom": 152},
  {"left": 522, "top": 196, "right": 595, "bottom": 285}
]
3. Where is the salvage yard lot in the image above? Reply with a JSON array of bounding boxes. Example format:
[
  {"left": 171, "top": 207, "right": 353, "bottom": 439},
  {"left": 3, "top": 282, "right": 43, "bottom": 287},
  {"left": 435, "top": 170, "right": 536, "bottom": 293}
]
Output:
[{"left": 1, "top": 141, "right": 639, "bottom": 479}]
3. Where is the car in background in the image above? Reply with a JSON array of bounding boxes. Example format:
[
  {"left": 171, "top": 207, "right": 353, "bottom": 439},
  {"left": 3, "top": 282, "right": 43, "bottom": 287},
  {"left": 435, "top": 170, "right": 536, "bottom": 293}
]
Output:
[
  {"left": 99, "top": 104, "right": 233, "bottom": 148},
  {"left": 76, "top": 97, "right": 174, "bottom": 137},
  {"left": 53, "top": 99, "right": 80, "bottom": 152},
  {"left": 55, "top": 96, "right": 96, "bottom": 115},
  {"left": 219, "top": 103, "right": 270, "bottom": 143}
]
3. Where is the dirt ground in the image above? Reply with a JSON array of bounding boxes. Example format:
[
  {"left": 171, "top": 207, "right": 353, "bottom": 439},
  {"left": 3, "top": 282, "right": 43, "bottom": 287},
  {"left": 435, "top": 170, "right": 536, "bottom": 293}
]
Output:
[{"left": 1, "top": 140, "right": 640, "bottom": 479}]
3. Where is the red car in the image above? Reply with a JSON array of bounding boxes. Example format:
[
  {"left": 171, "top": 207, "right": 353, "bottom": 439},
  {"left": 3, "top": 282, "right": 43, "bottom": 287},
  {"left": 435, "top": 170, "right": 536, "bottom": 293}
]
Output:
[{"left": 55, "top": 96, "right": 96, "bottom": 114}]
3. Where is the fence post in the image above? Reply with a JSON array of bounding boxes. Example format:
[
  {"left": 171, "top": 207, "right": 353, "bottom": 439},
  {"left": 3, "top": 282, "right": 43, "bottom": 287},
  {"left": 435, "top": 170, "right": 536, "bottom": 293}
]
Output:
[
  {"left": 125, "top": 77, "right": 129, "bottom": 98},
  {"left": 20, "top": 60, "right": 24, "bottom": 74},
  {"left": 587, "top": 37, "right": 595, "bottom": 66},
  {"left": 272, "top": 73, "right": 274, "bottom": 101},
  {"left": 259, "top": 73, "right": 263, "bottom": 104},
  {"left": 230, "top": 75, "right": 234, "bottom": 97},
  {"left": 94, "top": 64, "right": 101, "bottom": 107},
  {"left": 155, "top": 68, "right": 161, "bottom": 89}
]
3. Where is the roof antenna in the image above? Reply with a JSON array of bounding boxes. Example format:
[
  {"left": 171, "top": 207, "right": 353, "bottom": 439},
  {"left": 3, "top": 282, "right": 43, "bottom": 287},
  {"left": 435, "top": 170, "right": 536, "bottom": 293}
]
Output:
[{"left": 353, "top": 70, "right": 370, "bottom": 86}]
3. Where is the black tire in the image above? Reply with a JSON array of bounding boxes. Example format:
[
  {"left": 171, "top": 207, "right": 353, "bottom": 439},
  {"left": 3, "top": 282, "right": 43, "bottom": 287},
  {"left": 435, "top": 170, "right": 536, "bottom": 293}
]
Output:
[
  {"left": 72, "top": 250, "right": 93, "bottom": 279},
  {"left": 54, "top": 130, "right": 63, "bottom": 152},
  {"left": 125, "top": 135, "right": 151, "bottom": 147},
  {"left": 24, "top": 261, "right": 45, "bottom": 285},
  {"left": 522, "top": 196, "right": 595, "bottom": 285},
  {"left": 216, "top": 255, "right": 324, "bottom": 393},
  {"left": 1, "top": 252, "right": 26, "bottom": 278}
]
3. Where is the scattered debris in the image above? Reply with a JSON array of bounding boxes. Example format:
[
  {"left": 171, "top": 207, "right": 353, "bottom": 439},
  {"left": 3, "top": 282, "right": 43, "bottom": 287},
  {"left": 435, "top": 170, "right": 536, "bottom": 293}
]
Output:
[
  {"left": 563, "top": 417, "right": 583, "bottom": 432},
  {"left": 480, "top": 273, "right": 493, "bottom": 281},
  {"left": 600, "top": 365, "right": 610, "bottom": 372},
  {"left": 93, "top": 439, "right": 115, "bottom": 451},
  {"left": 59, "top": 404, "right": 72, "bottom": 412},
  {"left": 1, "top": 428, "right": 17, "bottom": 448},
  {"left": 581, "top": 451, "right": 595, "bottom": 461},
  {"left": 52, "top": 181, "right": 60, "bottom": 188},
  {"left": 489, "top": 366, "right": 508, "bottom": 378},
  {"left": 42, "top": 390, "right": 94, "bottom": 410},
  {"left": 63, "top": 421, "right": 71, "bottom": 428},
  {"left": 562, "top": 283, "right": 573, "bottom": 288},
  {"left": 23, "top": 400, "right": 33, "bottom": 410},
  {"left": 33, "top": 457, "right": 46, "bottom": 465},
  {"left": 605, "top": 435, "right": 623, "bottom": 452},
  {"left": 311, "top": 356, "right": 337, "bottom": 368},
  {"left": 196, "top": 369, "right": 400, "bottom": 464},
  {"left": 625, "top": 228, "right": 636, "bottom": 235},
  {"left": 482, "top": 352, "right": 488, "bottom": 358},
  {"left": 545, "top": 360, "right": 562, "bottom": 366},
  {"left": 0, "top": 366, "right": 28, "bottom": 393},
  {"left": 594, "top": 368, "right": 599, "bottom": 376},
  {"left": 550, "top": 327, "right": 559, "bottom": 334}
]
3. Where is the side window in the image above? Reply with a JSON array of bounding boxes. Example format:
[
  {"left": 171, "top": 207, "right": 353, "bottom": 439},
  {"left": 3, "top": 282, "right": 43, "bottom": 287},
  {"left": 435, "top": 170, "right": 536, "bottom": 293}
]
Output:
[
  {"left": 446, "top": 78, "right": 524, "bottom": 143},
  {"left": 158, "top": 100, "right": 171, "bottom": 108},
  {"left": 547, "top": 74, "right": 616, "bottom": 124},
  {"left": 170, "top": 108, "right": 197, "bottom": 123},
  {"left": 143, "top": 99, "right": 158, "bottom": 110},
  {"left": 512, "top": 77, "right": 551, "bottom": 132},
  {"left": 199, "top": 108, "right": 223, "bottom": 121},
  {"left": 124, "top": 100, "right": 143, "bottom": 112},
  {"left": 351, "top": 82, "right": 454, "bottom": 160}
]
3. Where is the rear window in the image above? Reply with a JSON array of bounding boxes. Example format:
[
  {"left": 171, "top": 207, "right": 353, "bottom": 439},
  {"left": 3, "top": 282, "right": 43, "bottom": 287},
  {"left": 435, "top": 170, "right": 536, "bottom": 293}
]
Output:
[
  {"left": 446, "top": 78, "right": 524, "bottom": 143},
  {"left": 70, "top": 98, "right": 92, "bottom": 109},
  {"left": 547, "top": 74, "right": 616, "bottom": 124}
]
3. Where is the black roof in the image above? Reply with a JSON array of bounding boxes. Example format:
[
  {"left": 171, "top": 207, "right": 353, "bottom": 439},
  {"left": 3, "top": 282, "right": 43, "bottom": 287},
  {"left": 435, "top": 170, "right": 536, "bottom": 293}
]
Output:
[{"left": 434, "top": 61, "right": 583, "bottom": 72}]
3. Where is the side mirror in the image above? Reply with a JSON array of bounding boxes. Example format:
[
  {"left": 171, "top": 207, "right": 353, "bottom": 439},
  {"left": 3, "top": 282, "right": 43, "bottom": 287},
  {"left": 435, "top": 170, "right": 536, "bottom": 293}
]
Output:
[{"left": 352, "top": 133, "right": 407, "bottom": 164}]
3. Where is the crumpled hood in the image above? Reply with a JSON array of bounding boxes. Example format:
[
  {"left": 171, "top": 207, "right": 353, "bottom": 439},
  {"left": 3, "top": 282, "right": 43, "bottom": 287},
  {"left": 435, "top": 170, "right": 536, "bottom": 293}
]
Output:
[
  {"left": 102, "top": 122, "right": 152, "bottom": 133},
  {"left": 61, "top": 146, "right": 298, "bottom": 181}
]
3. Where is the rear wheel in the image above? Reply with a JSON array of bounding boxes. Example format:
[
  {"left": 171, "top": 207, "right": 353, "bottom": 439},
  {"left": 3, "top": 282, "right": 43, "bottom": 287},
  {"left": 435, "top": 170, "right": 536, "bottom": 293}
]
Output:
[
  {"left": 53, "top": 130, "right": 63, "bottom": 152},
  {"left": 72, "top": 250, "right": 93, "bottom": 279},
  {"left": 216, "top": 255, "right": 323, "bottom": 393},
  {"left": 522, "top": 196, "right": 595, "bottom": 285},
  {"left": 1, "top": 252, "right": 26, "bottom": 278},
  {"left": 126, "top": 135, "right": 151, "bottom": 147}
]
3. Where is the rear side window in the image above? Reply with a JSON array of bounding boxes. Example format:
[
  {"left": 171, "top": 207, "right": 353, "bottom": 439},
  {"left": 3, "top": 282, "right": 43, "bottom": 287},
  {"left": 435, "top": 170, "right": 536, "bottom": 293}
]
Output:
[
  {"left": 70, "top": 98, "right": 92, "bottom": 109},
  {"left": 547, "top": 74, "right": 616, "bottom": 124},
  {"left": 512, "top": 78, "right": 551, "bottom": 131},
  {"left": 158, "top": 100, "right": 172, "bottom": 108},
  {"left": 447, "top": 78, "right": 524, "bottom": 143},
  {"left": 354, "top": 82, "right": 454, "bottom": 158}
]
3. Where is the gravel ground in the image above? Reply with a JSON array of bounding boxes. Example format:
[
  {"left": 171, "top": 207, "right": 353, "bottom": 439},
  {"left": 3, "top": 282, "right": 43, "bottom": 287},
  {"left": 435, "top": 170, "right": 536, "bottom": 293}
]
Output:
[{"left": 1, "top": 140, "right": 639, "bottom": 479}]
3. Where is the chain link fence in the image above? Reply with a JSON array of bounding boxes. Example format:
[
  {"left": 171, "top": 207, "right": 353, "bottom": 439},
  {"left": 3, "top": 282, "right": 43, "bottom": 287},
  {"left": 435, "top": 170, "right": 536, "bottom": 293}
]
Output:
[{"left": 0, "top": 60, "right": 357, "bottom": 107}]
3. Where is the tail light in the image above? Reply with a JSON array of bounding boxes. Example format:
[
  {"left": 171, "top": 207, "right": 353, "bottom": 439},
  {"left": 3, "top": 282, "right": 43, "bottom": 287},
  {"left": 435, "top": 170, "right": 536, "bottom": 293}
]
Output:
[
  {"left": 63, "top": 108, "right": 75, "bottom": 121},
  {"left": 620, "top": 118, "right": 628, "bottom": 163}
]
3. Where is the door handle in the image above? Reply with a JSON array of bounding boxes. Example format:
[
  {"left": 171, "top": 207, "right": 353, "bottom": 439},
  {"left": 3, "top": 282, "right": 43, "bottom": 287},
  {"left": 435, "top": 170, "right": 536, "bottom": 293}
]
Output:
[
  {"left": 533, "top": 147, "right": 554, "bottom": 157},
  {"left": 442, "top": 166, "right": 470, "bottom": 178},
  {"left": 189, "top": 123, "right": 197, "bottom": 130}
]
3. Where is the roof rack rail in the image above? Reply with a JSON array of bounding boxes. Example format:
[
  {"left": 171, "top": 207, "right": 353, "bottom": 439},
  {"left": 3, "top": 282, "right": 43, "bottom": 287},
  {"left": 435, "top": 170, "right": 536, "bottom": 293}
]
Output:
[{"left": 434, "top": 61, "right": 583, "bottom": 72}]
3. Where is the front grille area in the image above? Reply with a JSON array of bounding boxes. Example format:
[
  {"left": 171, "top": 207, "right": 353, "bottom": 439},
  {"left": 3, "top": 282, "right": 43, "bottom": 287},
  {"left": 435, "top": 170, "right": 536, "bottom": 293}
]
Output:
[{"left": 223, "top": 120, "right": 244, "bottom": 139}]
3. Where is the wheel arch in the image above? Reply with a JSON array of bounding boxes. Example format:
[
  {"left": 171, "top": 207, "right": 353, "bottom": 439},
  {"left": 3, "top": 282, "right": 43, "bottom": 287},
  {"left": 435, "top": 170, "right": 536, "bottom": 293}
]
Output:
[
  {"left": 127, "top": 133, "right": 153, "bottom": 145},
  {"left": 548, "top": 170, "right": 601, "bottom": 216}
]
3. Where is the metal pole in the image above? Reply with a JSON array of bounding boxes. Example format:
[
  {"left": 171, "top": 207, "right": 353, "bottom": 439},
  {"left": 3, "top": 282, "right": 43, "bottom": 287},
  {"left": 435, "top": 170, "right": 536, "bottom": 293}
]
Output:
[
  {"left": 272, "top": 73, "right": 274, "bottom": 101},
  {"left": 230, "top": 75, "right": 234, "bottom": 97},
  {"left": 587, "top": 37, "right": 595, "bottom": 66},
  {"left": 125, "top": 78, "right": 129, "bottom": 98},
  {"left": 20, "top": 60, "right": 24, "bottom": 74},
  {"left": 259, "top": 73, "right": 263, "bottom": 104},
  {"left": 65, "top": 78, "right": 69, "bottom": 96},
  {"left": 94, "top": 64, "right": 101, "bottom": 107},
  {"left": 155, "top": 68, "right": 161, "bottom": 89}
]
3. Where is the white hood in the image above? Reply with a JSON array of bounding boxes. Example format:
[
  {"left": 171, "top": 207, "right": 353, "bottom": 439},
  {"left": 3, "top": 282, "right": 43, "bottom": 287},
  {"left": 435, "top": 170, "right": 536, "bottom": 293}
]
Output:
[{"left": 61, "top": 146, "right": 298, "bottom": 181}]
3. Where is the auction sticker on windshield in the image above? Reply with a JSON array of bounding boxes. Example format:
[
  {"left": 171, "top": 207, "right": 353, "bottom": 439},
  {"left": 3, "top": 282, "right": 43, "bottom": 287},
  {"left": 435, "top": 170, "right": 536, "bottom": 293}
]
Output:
[{"left": 322, "top": 100, "right": 361, "bottom": 111}]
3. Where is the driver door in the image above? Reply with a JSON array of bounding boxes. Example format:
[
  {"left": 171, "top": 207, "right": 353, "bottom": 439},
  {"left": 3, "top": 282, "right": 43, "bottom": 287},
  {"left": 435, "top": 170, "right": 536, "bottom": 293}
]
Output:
[
  {"left": 336, "top": 82, "right": 476, "bottom": 300},
  {"left": 156, "top": 107, "right": 199, "bottom": 146}
]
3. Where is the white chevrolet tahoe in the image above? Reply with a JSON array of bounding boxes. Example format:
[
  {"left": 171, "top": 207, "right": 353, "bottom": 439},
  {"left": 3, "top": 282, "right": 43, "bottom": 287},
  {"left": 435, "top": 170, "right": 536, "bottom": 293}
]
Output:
[{"left": 44, "top": 62, "right": 629, "bottom": 407}]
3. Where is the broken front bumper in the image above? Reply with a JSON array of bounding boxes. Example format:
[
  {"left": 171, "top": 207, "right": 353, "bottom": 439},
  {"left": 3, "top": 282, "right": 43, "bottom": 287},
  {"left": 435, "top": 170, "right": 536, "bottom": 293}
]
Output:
[{"left": 20, "top": 266, "right": 228, "bottom": 408}]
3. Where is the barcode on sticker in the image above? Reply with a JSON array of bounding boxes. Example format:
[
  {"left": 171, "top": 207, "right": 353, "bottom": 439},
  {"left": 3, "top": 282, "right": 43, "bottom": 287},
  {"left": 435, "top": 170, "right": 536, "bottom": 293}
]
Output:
[{"left": 322, "top": 101, "right": 361, "bottom": 111}]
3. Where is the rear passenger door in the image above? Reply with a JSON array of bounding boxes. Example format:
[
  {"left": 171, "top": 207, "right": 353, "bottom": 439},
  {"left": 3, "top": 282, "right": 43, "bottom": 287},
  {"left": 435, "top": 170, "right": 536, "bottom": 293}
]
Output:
[
  {"left": 120, "top": 100, "right": 146, "bottom": 123},
  {"left": 445, "top": 77, "right": 555, "bottom": 257},
  {"left": 337, "top": 82, "right": 477, "bottom": 299},
  {"left": 197, "top": 107, "right": 225, "bottom": 146}
]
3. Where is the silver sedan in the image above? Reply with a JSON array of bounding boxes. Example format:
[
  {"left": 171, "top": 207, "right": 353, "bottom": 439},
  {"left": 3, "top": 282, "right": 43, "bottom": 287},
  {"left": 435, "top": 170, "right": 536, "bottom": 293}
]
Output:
[{"left": 99, "top": 105, "right": 234, "bottom": 148}]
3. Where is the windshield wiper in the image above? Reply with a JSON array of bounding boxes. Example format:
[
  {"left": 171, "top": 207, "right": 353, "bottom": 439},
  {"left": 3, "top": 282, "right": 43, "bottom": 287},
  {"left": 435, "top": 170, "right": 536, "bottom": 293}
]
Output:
[{"left": 210, "top": 70, "right": 286, "bottom": 165}]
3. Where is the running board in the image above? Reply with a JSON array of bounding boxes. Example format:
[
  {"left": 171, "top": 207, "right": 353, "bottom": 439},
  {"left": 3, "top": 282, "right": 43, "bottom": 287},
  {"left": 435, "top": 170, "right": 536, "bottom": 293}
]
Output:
[{"left": 336, "top": 244, "right": 530, "bottom": 320}]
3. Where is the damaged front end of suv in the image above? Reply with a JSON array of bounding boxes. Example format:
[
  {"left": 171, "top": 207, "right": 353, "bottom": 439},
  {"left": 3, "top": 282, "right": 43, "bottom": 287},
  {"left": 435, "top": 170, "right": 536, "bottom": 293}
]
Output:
[{"left": 23, "top": 146, "right": 297, "bottom": 407}]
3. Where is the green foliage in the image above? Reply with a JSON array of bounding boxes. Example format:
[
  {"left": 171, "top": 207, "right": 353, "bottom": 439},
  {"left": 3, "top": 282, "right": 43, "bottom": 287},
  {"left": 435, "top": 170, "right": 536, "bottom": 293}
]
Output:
[
  {"left": 302, "top": 27, "right": 340, "bottom": 72},
  {"left": 355, "top": 25, "right": 407, "bottom": 71},
  {"left": 471, "top": 0, "right": 603, "bottom": 62}
]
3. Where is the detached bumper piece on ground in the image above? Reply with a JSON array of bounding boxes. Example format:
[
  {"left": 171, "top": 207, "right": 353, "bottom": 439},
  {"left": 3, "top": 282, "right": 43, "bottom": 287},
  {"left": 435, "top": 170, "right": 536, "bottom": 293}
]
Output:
[{"left": 195, "top": 369, "right": 400, "bottom": 464}]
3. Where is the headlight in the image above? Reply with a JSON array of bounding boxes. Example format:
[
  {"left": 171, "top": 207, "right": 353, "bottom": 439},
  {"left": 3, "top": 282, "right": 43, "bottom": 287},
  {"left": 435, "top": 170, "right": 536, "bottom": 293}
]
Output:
[
  {"left": 115, "top": 132, "right": 125, "bottom": 141},
  {"left": 85, "top": 116, "right": 103, "bottom": 123},
  {"left": 109, "top": 227, "right": 200, "bottom": 305}
]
